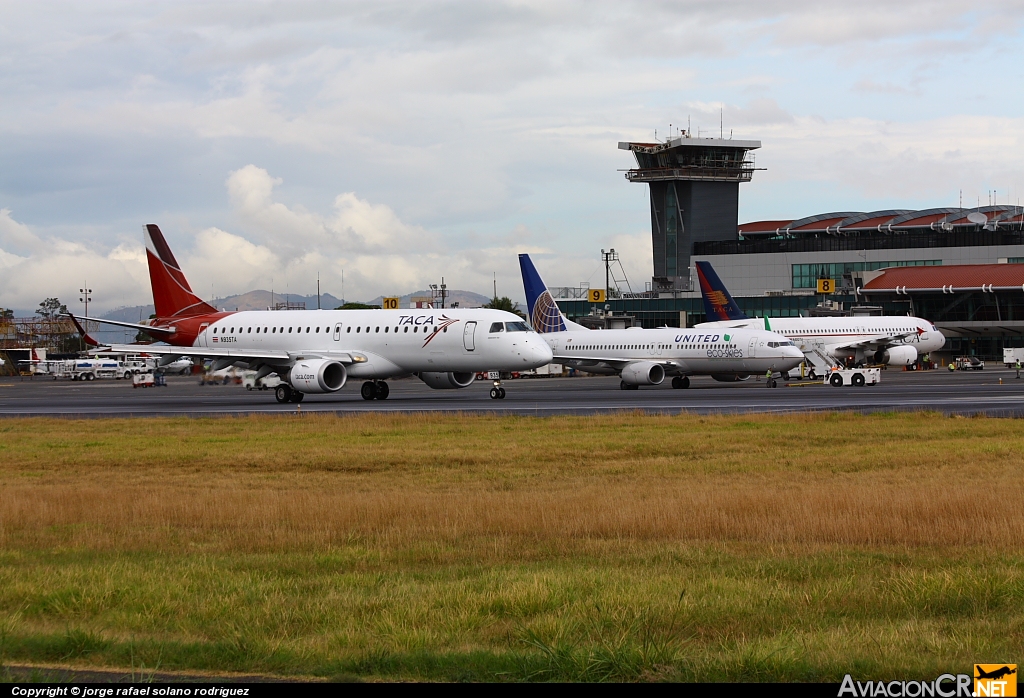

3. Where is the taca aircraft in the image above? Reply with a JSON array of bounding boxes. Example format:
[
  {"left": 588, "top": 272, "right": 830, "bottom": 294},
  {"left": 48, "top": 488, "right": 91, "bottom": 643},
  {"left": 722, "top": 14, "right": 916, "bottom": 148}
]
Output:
[
  {"left": 519, "top": 254, "right": 804, "bottom": 388},
  {"left": 693, "top": 261, "right": 946, "bottom": 375},
  {"left": 71, "top": 225, "right": 553, "bottom": 402}
]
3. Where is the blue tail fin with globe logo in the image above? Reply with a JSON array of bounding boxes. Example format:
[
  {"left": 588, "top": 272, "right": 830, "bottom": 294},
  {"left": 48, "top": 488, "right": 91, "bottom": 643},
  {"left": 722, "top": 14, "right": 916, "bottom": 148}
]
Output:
[{"left": 519, "top": 254, "right": 568, "bottom": 334}]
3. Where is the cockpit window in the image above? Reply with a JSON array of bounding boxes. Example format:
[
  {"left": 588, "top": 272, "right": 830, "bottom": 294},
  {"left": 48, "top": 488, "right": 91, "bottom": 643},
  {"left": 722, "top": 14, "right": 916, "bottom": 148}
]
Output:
[
  {"left": 505, "top": 322, "right": 530, "bottom": 332},
  {"left": 489, "top": 322, "right": 504, "bottom": 333}
]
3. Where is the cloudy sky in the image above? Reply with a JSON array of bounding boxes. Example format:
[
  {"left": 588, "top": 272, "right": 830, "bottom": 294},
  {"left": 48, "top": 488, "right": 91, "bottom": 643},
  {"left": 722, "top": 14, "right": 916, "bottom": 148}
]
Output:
[{"left": 2, "top": 1, "right": 1023, "bottom": 314}]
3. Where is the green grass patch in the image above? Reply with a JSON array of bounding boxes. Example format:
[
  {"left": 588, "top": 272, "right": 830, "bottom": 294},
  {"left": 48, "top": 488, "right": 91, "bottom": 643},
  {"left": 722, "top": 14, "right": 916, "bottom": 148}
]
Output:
[{"left": 0, "top": 413, "right": 1020, "bottom": 681}]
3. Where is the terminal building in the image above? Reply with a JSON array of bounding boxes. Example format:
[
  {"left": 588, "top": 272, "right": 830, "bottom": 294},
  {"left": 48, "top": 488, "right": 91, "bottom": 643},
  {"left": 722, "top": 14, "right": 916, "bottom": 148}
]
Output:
[{"left": 553, "top": 133, "right": 1024, "bottom": 360}]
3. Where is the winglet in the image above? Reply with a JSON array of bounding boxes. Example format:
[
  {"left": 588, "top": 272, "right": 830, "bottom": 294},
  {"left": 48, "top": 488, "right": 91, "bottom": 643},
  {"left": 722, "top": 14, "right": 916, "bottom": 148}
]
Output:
[
  {"left": 518, "top": 254, "right": 567, "bottom": 334},
  {"left": 67, "top": 313, "right": 101, "bottom": 347},
  {"left": 695, "top": 261, "right": 749, "bottom": 321}
]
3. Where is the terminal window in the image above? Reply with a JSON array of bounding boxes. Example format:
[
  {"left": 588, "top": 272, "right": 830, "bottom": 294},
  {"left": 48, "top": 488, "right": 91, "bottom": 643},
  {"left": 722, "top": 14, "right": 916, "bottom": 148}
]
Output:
[{"left": 792, "top": 260, "right": 940, "bottom": 289}]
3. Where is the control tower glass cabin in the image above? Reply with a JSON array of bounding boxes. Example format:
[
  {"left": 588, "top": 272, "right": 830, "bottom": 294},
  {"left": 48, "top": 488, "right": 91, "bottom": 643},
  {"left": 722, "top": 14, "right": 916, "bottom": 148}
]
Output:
[{"left": 619, "top": 136, "right": 761, "bottom": 291}]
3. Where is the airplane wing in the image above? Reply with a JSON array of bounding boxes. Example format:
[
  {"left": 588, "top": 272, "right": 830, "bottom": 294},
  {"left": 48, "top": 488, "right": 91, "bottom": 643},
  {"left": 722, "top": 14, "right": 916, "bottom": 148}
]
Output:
[
  {"left": 65, "top": 313, "right": 177, "bottom": 338},
  {"left": 833, "top": 329, "right": 924, "bottom": 352},
  {"left": 101, "top": 343, "right": 368, "bottom": 365},
  {"left": 552, "top": 353, "right": 680, "bottom": 371}
]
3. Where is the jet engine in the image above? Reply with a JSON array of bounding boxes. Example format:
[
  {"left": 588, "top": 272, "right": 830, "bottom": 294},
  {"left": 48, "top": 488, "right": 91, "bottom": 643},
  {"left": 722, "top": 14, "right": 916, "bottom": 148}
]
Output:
[
  {"left": 711, "top": 374, "right": 750, "bottom": 382},
  {"left": 619, "top": 361, "right": 665, "bottom": 386},
  {"left": 288, "top": 359, "right": 347, "bottom": 393},
  {"left": 418, "top": 371, "right": 476, "bottom": 389},
  {"left": 874, "top": 345, "right": 917, "bottom": 366}
]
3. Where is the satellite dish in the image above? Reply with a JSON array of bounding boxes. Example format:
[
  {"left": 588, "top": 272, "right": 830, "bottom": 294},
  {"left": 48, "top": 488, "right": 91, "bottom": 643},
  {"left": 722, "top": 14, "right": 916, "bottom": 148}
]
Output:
[{"left": 967, "top": 212, "right": 988, "bottom": 225}]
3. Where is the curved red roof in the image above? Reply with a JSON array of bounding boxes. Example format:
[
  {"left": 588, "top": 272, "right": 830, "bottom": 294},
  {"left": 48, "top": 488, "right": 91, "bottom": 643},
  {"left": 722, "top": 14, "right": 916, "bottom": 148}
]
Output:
[
  {"left": 738, "top": 220, "right": 793, "bottom": 234},
  {"left": 862, "top": 264, "right": 1024, "bottom": 291},
  {"left": 841, "top": 214, "right": 900, "bottom": 230}
]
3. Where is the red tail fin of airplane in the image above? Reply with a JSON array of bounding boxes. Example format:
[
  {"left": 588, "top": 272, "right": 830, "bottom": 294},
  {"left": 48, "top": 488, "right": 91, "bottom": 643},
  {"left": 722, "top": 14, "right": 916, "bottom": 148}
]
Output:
[{"left": 145, "top": 224, "right": 217, "bottom": 319}]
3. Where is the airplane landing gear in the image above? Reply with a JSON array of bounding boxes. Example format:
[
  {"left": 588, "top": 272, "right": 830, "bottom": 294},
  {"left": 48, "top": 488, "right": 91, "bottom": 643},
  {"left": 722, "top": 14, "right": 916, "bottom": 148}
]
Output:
[
  {"left": 672, "top": 376, "right": 690, "bottom": 389},
  {"left": 620, "top": 381, "right": 639, "bottom": 390},
  {"left": 489, "top": 379, "right": 506, "bottom": 399},
  {"left": 275, "top": 384, "right": 292, "bottom": 403},
  {"left": 290, "top": 391, "right": 304, "bottom": 403},
  {"left": 361, "top": 381, "right": 390, "bottom": 400}
]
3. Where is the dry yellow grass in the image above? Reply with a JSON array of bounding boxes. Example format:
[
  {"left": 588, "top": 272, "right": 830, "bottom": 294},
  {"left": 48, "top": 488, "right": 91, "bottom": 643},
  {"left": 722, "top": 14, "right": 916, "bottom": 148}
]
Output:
[
  {"left": 0, "top": 412, "right": 1022, "bottom": 680},
  {"left": 0, "top": 411, "right": 1021, "bottom": 552}
]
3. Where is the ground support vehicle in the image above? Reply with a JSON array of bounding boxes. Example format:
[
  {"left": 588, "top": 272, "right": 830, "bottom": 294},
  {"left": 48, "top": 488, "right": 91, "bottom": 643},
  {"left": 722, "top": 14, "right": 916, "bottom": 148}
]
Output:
[
  {"left": 242, "top": 371, "right": 282, "bottom": 391},
  {"left": 132, "top": 370, "right": 167, "bottom": 388},
  {"left": 61, "top": 359, "right": 123, "bottom": 381},
  {"left": 824, "top": 367, "right": 881, "bottom": 387},
  {"left": 200, "top": 367, "right": 243, "bottom": 385},
  {"left": 955, "top": 356, "right": 985, "bottom": 371},
  {"left": 521, "top": 363, "right": 563, "bottom": 377},
  {"left": 1003, "top": 348, "right": 1024, "bottom": 368}
]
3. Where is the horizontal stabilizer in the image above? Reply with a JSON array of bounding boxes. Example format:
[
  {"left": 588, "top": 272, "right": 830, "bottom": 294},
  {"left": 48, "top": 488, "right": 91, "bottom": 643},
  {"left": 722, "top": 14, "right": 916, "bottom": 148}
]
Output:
[{"left": 63, "top": 314, "right": 176, "bottom": 336}]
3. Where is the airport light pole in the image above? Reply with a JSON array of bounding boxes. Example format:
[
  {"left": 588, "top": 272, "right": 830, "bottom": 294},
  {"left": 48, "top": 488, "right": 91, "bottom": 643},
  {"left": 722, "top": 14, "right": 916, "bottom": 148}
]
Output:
[
  {"left": 429, "top": 279, "right": 448, "bottom": 309},
  {"left": 601, "top": 249, "right": 618, "bottom": 302},
  {"left": 79, "top": 283, "right": 92, "bottom": 317}
]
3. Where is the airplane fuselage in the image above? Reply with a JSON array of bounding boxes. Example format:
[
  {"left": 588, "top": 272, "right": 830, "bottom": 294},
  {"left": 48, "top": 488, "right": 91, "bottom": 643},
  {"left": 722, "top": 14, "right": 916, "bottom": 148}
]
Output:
[
  {"left": 698, "top": 316, "right": 945, "bottom": 363},
  {"left": 173, "top": 307, "right": 552, "bottom": 378},
  {"left": 541, "top": 326, "right": 805, "bottom": 376}
]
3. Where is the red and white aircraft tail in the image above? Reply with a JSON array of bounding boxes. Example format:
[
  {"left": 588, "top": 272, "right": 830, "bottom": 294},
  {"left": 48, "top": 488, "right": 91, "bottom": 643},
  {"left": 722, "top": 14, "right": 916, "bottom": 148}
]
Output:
[
  {"left": 67, "top": 224, "right": 227, "bottom": 346},
  {"left": 145, "top": 224, "right": 217, "bottom": 319}
]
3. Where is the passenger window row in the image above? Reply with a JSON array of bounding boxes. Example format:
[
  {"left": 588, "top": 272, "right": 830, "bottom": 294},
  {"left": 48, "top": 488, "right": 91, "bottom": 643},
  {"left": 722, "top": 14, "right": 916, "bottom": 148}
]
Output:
[
  {"left": 208, "top": 323, "right": 452, "bottom": 337},
  {"left": 567, "top": 343, "right": 739, "bottom": 351},
  {"left": 346, "top": 326, "right": 442, "bottom": 334},
  {"left": 212, "top": 326, "right": 332, "bottom": 334}
]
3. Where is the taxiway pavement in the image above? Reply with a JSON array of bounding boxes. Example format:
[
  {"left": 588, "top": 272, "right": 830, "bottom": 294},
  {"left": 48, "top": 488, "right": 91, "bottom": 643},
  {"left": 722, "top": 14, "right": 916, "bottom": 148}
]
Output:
[{"left": 2, "top": 367, "right": 1023, "bottom": 417}]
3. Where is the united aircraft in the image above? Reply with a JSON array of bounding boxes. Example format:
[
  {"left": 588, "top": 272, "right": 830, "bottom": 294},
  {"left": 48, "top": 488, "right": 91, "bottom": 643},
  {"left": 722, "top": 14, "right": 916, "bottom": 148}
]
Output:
[
  {"left": 694, "top": 261, "right": 946, "bottom": 374},
  {"left": 69, "top": 225, "right": 553, "bottom": 402},
  {"left": 519, "top": 254, "right": 803, "bottom": 389}
]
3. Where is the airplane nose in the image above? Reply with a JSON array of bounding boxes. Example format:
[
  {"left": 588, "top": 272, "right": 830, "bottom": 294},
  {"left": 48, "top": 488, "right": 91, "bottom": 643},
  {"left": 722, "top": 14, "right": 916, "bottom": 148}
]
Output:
[
  {"left": 785, "top": 346, "right": 803, "bottom": 360},
  {"left": 525, "top": 339, "right": 553, "bottom": 366},
  {"left": 535, "top": 341, "right": 554, "bottom": 364}
]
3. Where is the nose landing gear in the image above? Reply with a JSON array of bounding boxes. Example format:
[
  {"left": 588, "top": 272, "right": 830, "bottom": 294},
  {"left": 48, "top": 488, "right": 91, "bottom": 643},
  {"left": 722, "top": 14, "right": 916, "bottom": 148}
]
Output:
[
  {"left": 489, "top": 379, "right": 506, "bottom": 399},
  {"left": 360, "top": 380, "right": 390, "bottom": 400}
]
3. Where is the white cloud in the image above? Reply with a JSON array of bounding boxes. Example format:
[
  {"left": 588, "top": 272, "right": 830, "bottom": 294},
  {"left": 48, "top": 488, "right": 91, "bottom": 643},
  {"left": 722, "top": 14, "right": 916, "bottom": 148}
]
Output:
[
  {"left": 2, "top": 1, "right": 1024, "bottom": 312},
  {"left": 0, "top": 167, "right": 628, "bottom": 312},
  {"left": 0, "top": 210, "right": 150, "bottom": 315}
]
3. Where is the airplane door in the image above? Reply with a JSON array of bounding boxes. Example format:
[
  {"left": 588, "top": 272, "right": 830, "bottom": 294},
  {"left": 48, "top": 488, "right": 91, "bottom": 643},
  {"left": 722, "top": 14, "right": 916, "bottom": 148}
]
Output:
[
  {"left": 747, "top": 336, "right": 756, "bottom": 358},
  {"left": 198, "top": 323, "right": 209, "bottom": 347},
  {"left": 333, "top": 323, "right": 342, "bottom": 341},
  {"left": 463, "top": 321, "right": 477, "bottom": 351}
]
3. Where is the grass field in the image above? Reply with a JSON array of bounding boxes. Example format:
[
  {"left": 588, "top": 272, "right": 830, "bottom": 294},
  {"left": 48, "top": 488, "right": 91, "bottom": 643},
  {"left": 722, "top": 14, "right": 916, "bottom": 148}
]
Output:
[{"left": 0, "top": 412, "right": 1020, "bottom": 681}]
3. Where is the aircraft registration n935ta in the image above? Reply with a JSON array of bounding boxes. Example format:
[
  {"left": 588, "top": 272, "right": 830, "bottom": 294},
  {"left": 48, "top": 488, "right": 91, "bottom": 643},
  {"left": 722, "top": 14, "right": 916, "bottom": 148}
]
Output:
[
  {"left": 69, "top": 225, "right": 553, "bottom": 403},
  {"left": 518, "top": 254, "right": 804, "bottom": 389}
]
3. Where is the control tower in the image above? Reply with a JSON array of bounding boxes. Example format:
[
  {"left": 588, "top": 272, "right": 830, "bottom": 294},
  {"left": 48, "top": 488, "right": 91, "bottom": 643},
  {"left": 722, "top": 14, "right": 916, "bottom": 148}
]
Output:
[{"left": 619, "top": 135, "right": 761, "bottom": 291}]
